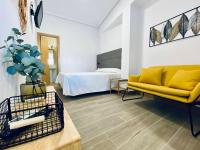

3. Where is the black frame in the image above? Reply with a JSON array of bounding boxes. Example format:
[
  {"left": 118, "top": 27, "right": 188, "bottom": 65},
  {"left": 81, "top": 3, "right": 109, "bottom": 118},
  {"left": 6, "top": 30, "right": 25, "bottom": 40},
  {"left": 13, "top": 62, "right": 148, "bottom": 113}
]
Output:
[
  {"left": 149, "top": 5, "right": 200, "bottom": 47},
  {"left": 34, "top": 0, "right": 43, "bottom": 28},
  {"left": 122, "top": 87, "right": 200, "bottom": 137},
  {"left": 188, "top": 101, "right": 200, "bottom": 137}
]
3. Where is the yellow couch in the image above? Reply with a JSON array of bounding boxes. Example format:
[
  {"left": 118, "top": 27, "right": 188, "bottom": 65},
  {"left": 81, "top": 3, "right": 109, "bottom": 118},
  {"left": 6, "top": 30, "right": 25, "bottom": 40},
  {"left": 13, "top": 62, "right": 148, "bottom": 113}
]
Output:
[{"left": 124, "top": 65, "right": 200, "bottom": 137}]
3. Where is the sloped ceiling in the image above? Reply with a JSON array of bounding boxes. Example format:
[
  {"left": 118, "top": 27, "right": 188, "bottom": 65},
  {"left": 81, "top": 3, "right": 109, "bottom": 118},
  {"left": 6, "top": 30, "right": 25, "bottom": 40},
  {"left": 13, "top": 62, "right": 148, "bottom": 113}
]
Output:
[
  {"left": 43, "top": 0, "right": 120, "bottom": 28},
  {"left": 134, "top": 0, "right": 160, "bottom": 8}
]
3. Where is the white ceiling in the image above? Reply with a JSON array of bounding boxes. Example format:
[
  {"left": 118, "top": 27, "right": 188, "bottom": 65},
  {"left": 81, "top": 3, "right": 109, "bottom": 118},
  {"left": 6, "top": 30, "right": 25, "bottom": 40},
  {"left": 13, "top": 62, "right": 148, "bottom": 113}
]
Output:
[
  {"left": 43, "top": 0, "right": 120, "bottom": 28},
  {"left": 134, "top": 0, "right": 159, "bottom": 8}
]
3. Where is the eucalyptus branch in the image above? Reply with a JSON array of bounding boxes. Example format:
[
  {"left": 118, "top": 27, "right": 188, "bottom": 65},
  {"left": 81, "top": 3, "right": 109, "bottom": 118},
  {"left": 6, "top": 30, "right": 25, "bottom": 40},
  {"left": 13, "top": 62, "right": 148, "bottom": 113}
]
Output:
[
  {"left": 0, "top": 45, "right": 6, "bottom": 49},
  {"left": 2, "top": 28, "right": 45, "bottom": 83},
  {"left": 5, "top": 42, "right": 14, "bottom": 56}
]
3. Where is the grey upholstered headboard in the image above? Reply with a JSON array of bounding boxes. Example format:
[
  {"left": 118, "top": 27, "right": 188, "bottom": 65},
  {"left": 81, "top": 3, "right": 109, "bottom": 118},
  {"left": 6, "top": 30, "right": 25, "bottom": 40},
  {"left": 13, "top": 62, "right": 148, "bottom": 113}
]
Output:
[{"left": 97, "top": 48, "right": 122, "bottom": 69}]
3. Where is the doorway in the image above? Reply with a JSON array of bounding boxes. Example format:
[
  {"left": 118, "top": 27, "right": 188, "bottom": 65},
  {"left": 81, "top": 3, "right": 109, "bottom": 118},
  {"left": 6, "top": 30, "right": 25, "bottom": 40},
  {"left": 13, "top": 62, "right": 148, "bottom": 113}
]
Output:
[{"left": 37, "top": 33, "right": 60, "bottom": 85}]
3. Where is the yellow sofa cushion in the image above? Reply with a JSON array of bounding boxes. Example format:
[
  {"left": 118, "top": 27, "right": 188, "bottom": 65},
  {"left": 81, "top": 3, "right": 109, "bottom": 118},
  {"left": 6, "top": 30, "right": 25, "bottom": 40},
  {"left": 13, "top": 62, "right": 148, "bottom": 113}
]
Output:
[
  {"left": 168, "top": 70, "right": 200, "bottom": 91},
  {"left": 139, "top": 68, "right": 163, "bottom": 85},
  {"left": 151, "top": 65, "right": 200, "bottom": 86},
  {"left": 128, "top": 82, "right": 190, "bottom": 97},
  {"left": 128, "top": 75, "right": 140, "bottom": 82}
]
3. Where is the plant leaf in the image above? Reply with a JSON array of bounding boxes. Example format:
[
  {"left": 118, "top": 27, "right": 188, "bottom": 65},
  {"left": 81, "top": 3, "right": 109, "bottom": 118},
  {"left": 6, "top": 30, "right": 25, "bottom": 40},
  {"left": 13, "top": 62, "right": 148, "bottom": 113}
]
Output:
[
  {"left": 21, "top": 57, "right": 32, "bottom": 66},
  {"left": 13, "top": 54, "right": 22, "bottom": 63},
  {"left": 12, "top": 28, "right": 21, "bottom": 35},
  {"left": 7, "top": 36, "right": 14, "bottom": 41},
  {"left": 12, "top": 28, "right": 19, "bottom": 32},
  {"left": 14, "top": 45, "right": 24, "bottom": 51},
  {"left": 30, "top": 50, "right": 40, "bottom": 57},
  {"left": 29, "top": 57, "right": 37, "bottom": 63},
  {"left": 31, "top": 74, "right": 39, "bottom": 82},
  {"left": 2, "top": 57, "right": 13, "bottom": 63},
  {"left": 24, "top": 66, "right": 35, "bottom": 74},
  {"left": 14, "top": 64, "right": 25, "bottom": 72},
  {"left": 4, "top": 51, "right": 12, "bottom": 57},
  {"left": 18, "top": 71, "right": 26, "bottom": 76},
  {"left": 31, "top": 68, "right": 39, "bottom": 75},
  {"left": 7, "top": 66, "right": 17, "bottom": 75},
  {"left": 26, "top": 76, "right": 32, "bottom": 82},
  {"left": 17, "top": 39, "right": 24, "bottom": 44},
  {"left": 23, "top": 44, "right": 31, "bottom": 49},
  {"left": 36, "top": 62, "right": 45, "bottom": 72},
  {"left": 30, "top": 46, "right": 38, "bottom": 52},
  {"left": 9, "top": 44, "right": 16, "bottom": 48},
  {"left": 0, "top": 45, "right": 6, "bottom": 49},
  {"left": 17, "top": 51, "right": 29, "bottom": 59}
]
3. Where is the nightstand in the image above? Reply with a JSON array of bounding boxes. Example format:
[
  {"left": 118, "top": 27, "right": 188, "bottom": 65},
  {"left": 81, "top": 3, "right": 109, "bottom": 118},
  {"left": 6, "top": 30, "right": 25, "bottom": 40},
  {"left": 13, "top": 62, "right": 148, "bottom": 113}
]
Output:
[{"left": 110, "top": 78, "right": 128, "bottom": 95}]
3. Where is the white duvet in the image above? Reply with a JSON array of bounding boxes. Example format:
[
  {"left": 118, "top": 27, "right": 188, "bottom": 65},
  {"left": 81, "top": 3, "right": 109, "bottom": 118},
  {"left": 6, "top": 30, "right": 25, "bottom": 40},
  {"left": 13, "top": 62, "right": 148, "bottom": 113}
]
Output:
[{"left": 56, "top": 72, "right": 121, "bottom": 96}]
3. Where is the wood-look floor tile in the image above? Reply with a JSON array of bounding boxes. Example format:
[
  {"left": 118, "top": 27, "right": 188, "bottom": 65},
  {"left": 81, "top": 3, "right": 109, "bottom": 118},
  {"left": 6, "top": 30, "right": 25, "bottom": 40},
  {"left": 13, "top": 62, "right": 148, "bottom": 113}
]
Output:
[
  {"left": 54, "top": 86, "right": 200, "bottom": 150},
  {"left": 82, "top": 134, "right": 108, "bottom": 150},
  {"left": 83, "top": 140, "right": 116, "bottom": 150},
  {"left": 162, "top": 127, "right": 200, "bottom": 150},
  {"left": 107, "top": 112, "right": 161, "bottom": 147},
  {"left": 118, "top": 116, "right": 180, "bottom": 150},
  {"left": 79, "top": 115, "right": 124, "bottom": 143}
]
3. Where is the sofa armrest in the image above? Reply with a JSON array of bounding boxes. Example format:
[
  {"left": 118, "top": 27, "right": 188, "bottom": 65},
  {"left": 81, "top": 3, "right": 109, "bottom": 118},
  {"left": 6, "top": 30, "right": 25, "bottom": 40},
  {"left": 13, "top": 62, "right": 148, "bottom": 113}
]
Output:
[
  {"left": 188, "top": 82, "right": 200, "bottom": 103},
  {"left": 128, "top": 75, "right": 140, "bottom": 82}
]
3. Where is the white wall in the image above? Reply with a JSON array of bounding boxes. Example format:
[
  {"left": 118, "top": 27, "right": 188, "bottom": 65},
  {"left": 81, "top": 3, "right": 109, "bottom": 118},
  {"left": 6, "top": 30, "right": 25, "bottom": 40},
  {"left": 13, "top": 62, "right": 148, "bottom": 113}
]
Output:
[
  {"left": 100, "top": 0, "right": 200, "bottom": 77},
  {"left": 143, "top": 0, "right": 200, "bottom": 67},
  {"left": 129, "top": 3, "right": 144, "bottom": 74},
  {"left": 99, "top": 24, "right": 122, "bottom": 54},
  {"left": 0, "top": 0, "right": 36, "bottom": 101},
  {"left": 39, "top": 14, "right": 99, "bottom": 73},
  {"left": 121, "top": 6, "right": 131, "bottom": 78},
  {"left": 100, "top": 0, "right": 134, "bottom": 32},
  {"left": 99, "top": 0, "right": 134, "bottom": 78},
  {"left": 0, "top": 0, "right": 19, "bottom": 101},
  {"left": 99, "top": 0, "right": 137, "bottom": 78}
]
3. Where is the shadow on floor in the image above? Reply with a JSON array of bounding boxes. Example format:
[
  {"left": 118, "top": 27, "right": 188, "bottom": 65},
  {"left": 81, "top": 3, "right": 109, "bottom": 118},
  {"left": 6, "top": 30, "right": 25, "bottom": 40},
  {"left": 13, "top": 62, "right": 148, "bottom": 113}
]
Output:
[{"left": 133, "top": 96, "right": 200, "bottom": 134}]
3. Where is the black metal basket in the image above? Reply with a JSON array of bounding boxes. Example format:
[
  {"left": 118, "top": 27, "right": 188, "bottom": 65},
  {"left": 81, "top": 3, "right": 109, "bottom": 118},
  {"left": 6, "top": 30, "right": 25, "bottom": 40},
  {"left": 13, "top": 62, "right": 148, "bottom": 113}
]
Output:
[{"left": 0, "top": 92, "right": 64, "bottom": 149}]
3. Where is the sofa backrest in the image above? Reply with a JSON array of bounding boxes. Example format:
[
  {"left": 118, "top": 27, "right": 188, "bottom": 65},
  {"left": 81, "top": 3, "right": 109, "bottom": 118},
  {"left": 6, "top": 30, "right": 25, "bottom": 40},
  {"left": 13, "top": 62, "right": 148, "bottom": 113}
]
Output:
[{"left": 150, "top": 65, "right": 200, "bottom": 86}]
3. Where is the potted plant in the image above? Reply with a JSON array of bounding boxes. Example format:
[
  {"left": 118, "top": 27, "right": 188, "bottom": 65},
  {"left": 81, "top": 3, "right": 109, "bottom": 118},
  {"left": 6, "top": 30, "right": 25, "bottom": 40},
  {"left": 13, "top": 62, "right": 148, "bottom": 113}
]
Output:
[{"left": 0, "top": 28, "right": 46, "bottom": 100}]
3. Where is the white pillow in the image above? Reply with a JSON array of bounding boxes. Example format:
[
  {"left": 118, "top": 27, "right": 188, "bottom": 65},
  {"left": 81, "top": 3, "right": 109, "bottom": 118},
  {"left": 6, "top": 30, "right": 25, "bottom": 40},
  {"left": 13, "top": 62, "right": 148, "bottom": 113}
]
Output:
[{"left": 96, "top": 68, "right": 121, "bottom": 73}]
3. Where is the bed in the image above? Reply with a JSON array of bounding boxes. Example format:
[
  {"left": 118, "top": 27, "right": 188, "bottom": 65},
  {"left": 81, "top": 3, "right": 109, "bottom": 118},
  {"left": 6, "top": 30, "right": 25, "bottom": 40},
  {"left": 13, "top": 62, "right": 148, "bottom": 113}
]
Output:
[{"left": 56, "top": 49, "right": 122, "bottom": 96}]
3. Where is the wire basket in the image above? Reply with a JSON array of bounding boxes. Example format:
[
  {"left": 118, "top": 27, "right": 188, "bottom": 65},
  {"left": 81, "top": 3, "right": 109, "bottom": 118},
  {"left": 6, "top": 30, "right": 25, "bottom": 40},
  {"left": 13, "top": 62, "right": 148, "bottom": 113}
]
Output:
[{"left": 0, "top": 92, "right": 64, "bottom": 149}]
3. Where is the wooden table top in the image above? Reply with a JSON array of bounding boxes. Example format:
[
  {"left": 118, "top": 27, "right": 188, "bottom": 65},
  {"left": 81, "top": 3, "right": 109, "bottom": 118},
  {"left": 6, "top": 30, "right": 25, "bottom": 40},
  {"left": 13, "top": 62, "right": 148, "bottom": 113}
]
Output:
[{"left": 8, "top": 86, "right": 81, "bottom": 150}]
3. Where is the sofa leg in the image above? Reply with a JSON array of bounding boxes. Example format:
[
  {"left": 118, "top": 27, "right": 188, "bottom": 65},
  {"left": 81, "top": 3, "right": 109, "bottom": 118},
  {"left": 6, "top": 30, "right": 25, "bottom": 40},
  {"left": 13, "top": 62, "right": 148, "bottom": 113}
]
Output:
[
  {"left": 188, "top": 104, "right": 200, "bottom": 137},
  {"left": 122, "top": 88, "right": 144, "bottom": 101}
]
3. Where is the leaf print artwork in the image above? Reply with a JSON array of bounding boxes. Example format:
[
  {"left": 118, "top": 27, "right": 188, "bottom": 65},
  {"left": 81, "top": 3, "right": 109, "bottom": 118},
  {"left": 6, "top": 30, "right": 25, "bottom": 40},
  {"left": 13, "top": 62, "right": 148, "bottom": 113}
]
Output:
[
  {"left": 188, "top": 9, "right": 200, "bottom": 35},
  {"left": 179, "top": 14, "right": 189, "bottom": 37},
  {"left": 163, "top": 21, "right": 172, "bottom": 41},
  {"left": 169, "top": 20, "right": 181, "bottom": 41}
]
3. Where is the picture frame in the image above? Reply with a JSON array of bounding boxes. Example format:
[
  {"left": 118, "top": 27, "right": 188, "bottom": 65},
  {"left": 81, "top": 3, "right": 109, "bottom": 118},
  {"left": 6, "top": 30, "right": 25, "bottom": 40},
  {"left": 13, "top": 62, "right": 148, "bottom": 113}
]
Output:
[{"left": 149, "top": 6, "right": 200, "bottom": 47}]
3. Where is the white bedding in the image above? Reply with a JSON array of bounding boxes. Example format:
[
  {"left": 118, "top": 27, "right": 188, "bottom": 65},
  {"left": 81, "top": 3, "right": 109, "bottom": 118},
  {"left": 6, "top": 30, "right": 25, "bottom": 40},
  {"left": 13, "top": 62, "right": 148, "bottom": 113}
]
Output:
[{"left": 56, "top": 72, "right": 121, "bottom": 96}]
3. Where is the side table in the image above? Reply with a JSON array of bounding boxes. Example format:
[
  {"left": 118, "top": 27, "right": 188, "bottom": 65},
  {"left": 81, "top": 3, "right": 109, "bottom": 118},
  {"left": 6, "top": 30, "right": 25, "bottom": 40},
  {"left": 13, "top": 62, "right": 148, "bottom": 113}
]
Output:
[{"left": 110, "top": 78, "right": 128, "bottom": 95}]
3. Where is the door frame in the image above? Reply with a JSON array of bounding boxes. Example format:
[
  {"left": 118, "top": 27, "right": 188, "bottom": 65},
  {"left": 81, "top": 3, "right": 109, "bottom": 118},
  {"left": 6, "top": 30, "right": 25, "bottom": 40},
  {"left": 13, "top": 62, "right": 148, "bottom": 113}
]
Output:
[{"left": 37, "top": 32, "right": 60, "bottom": 82}]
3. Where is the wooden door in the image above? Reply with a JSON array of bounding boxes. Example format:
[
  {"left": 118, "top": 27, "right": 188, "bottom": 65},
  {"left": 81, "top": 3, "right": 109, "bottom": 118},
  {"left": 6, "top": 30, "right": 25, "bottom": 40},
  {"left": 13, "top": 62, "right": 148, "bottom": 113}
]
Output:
[
  {"left": 38, "top": 33, "right": 59, "bottom": 85},
  {"left": 40, "top": 36, "right": 50, "bottom": 84}
]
